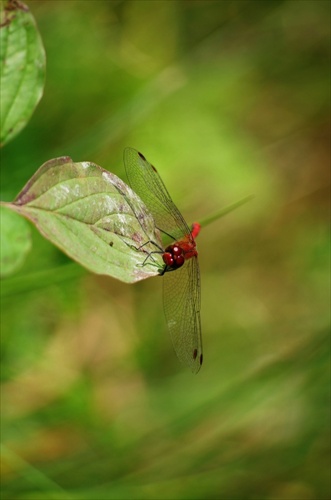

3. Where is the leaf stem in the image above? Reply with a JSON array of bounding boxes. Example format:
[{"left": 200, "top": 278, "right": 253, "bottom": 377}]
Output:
[{"left": 197, "top": 195, "right": 255, "bottom": 228}]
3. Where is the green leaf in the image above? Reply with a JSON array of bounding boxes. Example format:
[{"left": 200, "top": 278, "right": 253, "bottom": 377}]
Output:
[
  {"left": 0, "top": 203, "right": 31, "bottom": 277},
  {"left": 6, "top": 157, "right": 163, "bottom": 283},
  {"left": 0, "top": 0, "right": 46, "bottom": 146}
]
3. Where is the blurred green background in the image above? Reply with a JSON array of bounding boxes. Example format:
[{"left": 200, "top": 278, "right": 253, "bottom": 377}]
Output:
[{"left": 1, "top": 1, "right": 330, "bottom": 499}]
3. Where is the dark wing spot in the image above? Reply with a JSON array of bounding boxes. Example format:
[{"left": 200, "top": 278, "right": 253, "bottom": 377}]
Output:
[
  {"left": 193, "top": 348, "right": 198, "bottom": 360},
  {"left": 199, "top": 354, "right": 203, "bottom": 365},
  {"left": 151, "top": 164, "right": 157, "bottom": 172},
  {"left": 138, "top": 151, "right": 146, "bottom": 161},
  {"left": 109, "top": 241, "right": 113, "bottom": 247}
]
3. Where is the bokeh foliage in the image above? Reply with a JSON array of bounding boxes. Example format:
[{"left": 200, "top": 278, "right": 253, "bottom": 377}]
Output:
[{"left": 1, "top": 1, "right": 330, "bottom": 499}]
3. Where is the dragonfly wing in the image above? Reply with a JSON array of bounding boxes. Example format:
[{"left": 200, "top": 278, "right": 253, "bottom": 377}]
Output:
[
  {"left": 163, "top": 256, "right": 202, "bottom": 373},
  {"left": 124, "top": 147, "right": 190, "bottom": 241}
]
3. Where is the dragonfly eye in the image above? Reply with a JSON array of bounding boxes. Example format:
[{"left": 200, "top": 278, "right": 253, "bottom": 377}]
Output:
[
  {"left": 174, "top": 254, "right": 184, "bottom": 268},
  {"left": 162, "top": 252, "right": 174, "bottom": 266},
  {"left": 172, "top": 245, "right": 183, "bottom": 257}
]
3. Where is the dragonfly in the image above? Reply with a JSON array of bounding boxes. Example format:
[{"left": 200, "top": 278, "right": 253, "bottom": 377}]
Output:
[{"left": 124, "top": 147, "right": 203, "bottom": 373}]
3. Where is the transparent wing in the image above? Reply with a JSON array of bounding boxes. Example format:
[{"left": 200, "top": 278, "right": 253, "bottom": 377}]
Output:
[
  {"left": 163, "top": 256, "right": 202, "bottom": 373},
  {"left": 124, "top": 147, "right": 203, "bottom": 373},
  {"left": 124, "top": 147, "right": 191, "bottom": 241}
]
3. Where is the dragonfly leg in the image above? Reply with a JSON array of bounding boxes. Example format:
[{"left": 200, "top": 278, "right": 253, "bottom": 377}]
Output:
[
  {"left": 136, "top": 239, "right": 164, "bottom": 253},
  {"left": 120, "top": 237, "right": 164, "bottom": 269},
  {"left": 120, "top": 237, "right": 162, "bottom": 253}
]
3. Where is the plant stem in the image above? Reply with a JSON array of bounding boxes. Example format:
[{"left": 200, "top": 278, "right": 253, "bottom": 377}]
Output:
[{"left": 197, "top": 195, "right": 254, "bottom": 228}]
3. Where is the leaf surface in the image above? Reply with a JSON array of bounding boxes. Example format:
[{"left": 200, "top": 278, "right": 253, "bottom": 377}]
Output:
[
  {"left": 0, "top": 204, "right": 31, "bottom": 277},
  {"left": 0, "top": 0, "right": 46, "bottom": 146},
  {"left": 7, "top": 157, "right": 163, "bottom": 283}
]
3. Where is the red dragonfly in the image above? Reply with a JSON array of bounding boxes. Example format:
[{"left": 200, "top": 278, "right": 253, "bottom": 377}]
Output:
[{"left": 124, "top": 147, "right": 203, "bottom": 373}]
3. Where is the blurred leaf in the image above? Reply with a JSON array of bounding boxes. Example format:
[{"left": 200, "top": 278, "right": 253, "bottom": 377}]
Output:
[
  {"left": 0, "top": 0, "right": 46, "bottom": 146},
  {"left": 0, "top": 203, "right": 31, "bottom": 277},
  {"left": 0, "top": 263, "right": 84, "bottom": 297},
  {"left": 0, "top": 444, "right": 74, "bottom": 500},
  {"left": 5, "top": 157, "right": 163, "bottom": 283}
]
